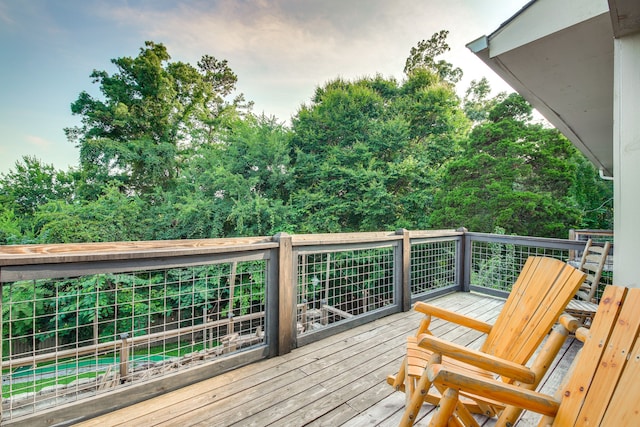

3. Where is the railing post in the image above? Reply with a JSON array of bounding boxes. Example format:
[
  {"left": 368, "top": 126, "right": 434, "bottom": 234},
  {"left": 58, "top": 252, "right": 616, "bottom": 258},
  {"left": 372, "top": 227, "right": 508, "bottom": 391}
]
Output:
[
  {"left": 274, "top": 232, "right": 294, "bottom": 355},
  {"left": 457, "top": 227, "right": 470, "bottom": 292},
  {"left": 0, "top": 279, "right": 3, "bottom": 421},
  {"left": 568, "top": 228, "right": 576, "bottom": 260},
  {"left": 119, "top": 333, "right": 129, "bottom": 383},
  {"left": 397, "top": 229, "right": 412, "bottom": 312}
]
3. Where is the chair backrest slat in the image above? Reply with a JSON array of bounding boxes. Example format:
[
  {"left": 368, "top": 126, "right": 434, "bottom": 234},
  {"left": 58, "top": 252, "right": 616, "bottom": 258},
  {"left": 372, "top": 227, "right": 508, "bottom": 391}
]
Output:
[
  {"left": 481, "top": 257, "right": 585, "bottom": 365},
  {"left": 577, "top": 239, "right": 611, "bottom": 302},
  {"left": 552, "top": 286, "right": 640, "bottom": 426}
]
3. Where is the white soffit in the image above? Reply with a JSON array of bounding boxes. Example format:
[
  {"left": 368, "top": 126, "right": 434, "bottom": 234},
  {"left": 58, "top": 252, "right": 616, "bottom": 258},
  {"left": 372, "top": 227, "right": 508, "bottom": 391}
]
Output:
[{"left": 490, "top": 0, "right": 609, "bottom": 57}]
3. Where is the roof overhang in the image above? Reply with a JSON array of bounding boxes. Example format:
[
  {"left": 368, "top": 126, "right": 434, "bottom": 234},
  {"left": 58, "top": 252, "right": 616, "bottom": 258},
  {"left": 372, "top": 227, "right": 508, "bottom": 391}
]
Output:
[{"left": 467, "top": 0, "right": 640, "bottom": 177}]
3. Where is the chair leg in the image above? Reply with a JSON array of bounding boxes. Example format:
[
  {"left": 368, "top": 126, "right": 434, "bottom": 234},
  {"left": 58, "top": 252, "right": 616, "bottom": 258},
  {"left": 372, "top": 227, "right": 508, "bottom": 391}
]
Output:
[
  {"left": 400, "top": 368, "right": 433, "bottom": 426},
  {"left": 400, "top": 354, "right": 442, "bottom": 426},
  {"left": 433, "top": 382, "right": 480, "bottom": 427},
  {"left": 405, "top": 356, "right": 414, "bottom": 407},
  {"left": 497, "top": 323, "right": 572, "bottom": 426},
  {"left": 387, "top": 355, "right": 407, "bottom": 391},
  {"left": 428, "top": 388, "right": 459, "bottom": 427},
  {"left": 453, "top": 400, "right": 480, "bottom": 427}
]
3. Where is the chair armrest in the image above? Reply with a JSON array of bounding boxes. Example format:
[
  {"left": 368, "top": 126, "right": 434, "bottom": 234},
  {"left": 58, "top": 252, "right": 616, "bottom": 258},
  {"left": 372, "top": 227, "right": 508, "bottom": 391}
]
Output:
[
  {"left": 413, "top": 301, "right": 493, "bottom": 334},
  {"left": 559, "top": 313, "right": 579, "bottom": 334},
  {"left": 417, "top": 334, "right": 536, "bottom": 384},
  {"left": 427, "top": 364, "right": 560, "bottom": 417},
  {"left": 575, "top": 326, "right": 590, "bottom": 343}
]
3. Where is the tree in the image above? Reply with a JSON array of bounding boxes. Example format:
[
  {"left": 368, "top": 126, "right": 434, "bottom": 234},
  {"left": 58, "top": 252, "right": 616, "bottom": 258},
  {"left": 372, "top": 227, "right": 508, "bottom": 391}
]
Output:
[
  {"left": 430, "top": 94, "right": 581, "bottom": 238},
  {"left": 569, "top": 155, "right": 614, "bottom": 229},
  {"left": 142, "top": 114, "right": 295, "bottom": 240},
  {"left": 0, "top": 156, "right": 74, "bottom": 217},
  {"left": 0, "top": 156, "right": 74, "bottom": 243},
  {"left": 66, "top": 41, "right": 249, "bottom": 198},
  {"left": 289, "top": 67, "right": 469, "bottom": 232},
  {"left": 203, "top": 115, "right": 294, "bottom": 237},
  {"left": 34, "top": 184, "right": 146, "bottom": 243},
  {"left": 404, "top": 30, "right": 463, "bottom": 84},
  {"left": 0, "top": 207, "right": 25, "bottom": 245},
  {"left": 462, "top": 77, "right": 506, "bottom": 123}
]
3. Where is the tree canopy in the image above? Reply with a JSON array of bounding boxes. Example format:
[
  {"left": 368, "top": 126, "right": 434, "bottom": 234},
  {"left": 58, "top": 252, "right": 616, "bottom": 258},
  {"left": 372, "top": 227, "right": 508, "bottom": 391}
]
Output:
[
  {"left": 430, "top": 93, "right": 597, "bottom": 237},
  {"left": 289, "top": 70, "right": 468, "bottom": 232},
  {"left": 0, "top": 35, "right": 613, "bottom": 244},
  {"left": 65, "top": 41, "right": 249, "bottom": 198}
]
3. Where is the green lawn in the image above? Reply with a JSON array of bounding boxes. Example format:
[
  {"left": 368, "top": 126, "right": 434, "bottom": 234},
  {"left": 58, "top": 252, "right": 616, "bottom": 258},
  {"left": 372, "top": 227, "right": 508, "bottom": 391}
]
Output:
[{"left": 3, "top": 340, "right": 212, "bottom": 398}]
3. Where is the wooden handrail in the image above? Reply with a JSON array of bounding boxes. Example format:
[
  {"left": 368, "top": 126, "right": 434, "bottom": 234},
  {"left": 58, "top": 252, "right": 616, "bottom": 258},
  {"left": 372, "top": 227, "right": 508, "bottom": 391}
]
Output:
[{"left": 0, "top": 237, "right": 278, "bottom": 266}]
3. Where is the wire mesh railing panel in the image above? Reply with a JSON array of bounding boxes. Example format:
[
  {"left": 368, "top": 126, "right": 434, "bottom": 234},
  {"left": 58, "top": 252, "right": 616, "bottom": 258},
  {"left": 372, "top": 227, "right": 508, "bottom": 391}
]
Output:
[
  {"left": 571, "top": 229, "right": 614, "bottom": 244},
  {"left": 469, "top": 241, "right": 569, "bottom": 292},
  {"left": 296, "top": 246, "right": 395, "bottom": 336},
  {"left": 410, "top": 239, "right": 458, "bottom": 296},
  {"left": 1, "top": 260, "right": 267, "bottom": 420}
]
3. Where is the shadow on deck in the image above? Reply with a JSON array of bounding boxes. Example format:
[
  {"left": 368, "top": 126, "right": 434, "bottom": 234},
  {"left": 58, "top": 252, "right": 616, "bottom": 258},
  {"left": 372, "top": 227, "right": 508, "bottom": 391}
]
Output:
[{"left": 72, "top": 292, "right": 581, "bottom": 427}]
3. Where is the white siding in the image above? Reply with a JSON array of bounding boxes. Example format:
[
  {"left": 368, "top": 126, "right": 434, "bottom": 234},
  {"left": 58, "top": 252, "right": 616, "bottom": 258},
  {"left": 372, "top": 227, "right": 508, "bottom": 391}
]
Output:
[{"left": 613, "top": 32, "right": 640, "bottom": 288}]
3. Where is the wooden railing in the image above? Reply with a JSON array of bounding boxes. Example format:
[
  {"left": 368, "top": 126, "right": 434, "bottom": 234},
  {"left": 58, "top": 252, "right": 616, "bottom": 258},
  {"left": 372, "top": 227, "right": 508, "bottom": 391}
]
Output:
[{"left": 0, "top": 230, "right": 601, "bottom": 426}]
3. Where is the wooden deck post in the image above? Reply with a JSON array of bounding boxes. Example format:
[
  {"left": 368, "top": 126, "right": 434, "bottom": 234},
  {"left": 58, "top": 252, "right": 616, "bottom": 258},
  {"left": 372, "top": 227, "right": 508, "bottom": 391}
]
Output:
[
  {"left": 397, "top": 229, "right": 412, "bottom": 312},
  {"left": 568, "top": 228, "right": 577, "bottom": 261},
  {"left": 0, "top": 286, "right": 2, "bottom": 421},
  {"left": 457, "top": 227, "right": 470, "bottom": 292},
  {"left": 274, "top": 232, "right": 294, "bottom": 355},
  {"left": 119, "top": 333, "right": 129, "bottom": 383}
]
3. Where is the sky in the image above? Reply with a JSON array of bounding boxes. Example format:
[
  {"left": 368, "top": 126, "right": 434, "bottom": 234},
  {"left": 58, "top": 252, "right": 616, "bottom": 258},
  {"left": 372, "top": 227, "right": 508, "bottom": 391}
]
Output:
[{"left": 0, "top": 0, "right": 530, "bottom": 174}]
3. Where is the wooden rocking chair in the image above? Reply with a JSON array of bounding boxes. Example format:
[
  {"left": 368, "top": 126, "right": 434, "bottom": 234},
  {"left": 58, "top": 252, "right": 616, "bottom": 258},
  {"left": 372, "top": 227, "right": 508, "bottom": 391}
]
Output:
[
  {"left": 565, "top": 238, "right": 611, "bottom": 326},
  {"left": 387, "top": 256, "right": 586, "bottom": 426},
  {"left": 426, "top": 285, "right": 640, "bottom": 426}
]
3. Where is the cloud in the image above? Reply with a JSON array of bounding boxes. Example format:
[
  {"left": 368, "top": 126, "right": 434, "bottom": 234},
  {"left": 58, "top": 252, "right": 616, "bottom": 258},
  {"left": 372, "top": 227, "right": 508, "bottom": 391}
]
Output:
[
  {"left": 0, "top": 1, "right": 12, "bottom": 25},
  {"left": 91, "top": 1, "right": 429, "bottom": 119},
  {"left": 90, "top": 0, "right": 524, "bottom": 121},
  {"left": 25, "top": 135, "right": 53, "bottom": 149}
]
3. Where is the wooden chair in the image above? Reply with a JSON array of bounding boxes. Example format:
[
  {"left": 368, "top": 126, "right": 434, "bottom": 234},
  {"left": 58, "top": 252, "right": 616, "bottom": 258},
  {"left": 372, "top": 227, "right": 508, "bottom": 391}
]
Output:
[
  {"left": 565, "top": 239, "right": 611, "bottom": 326},
  {"left": 386, "top": 256, "right": 586, "bottom": 426},
  {"left": 426, "top": 285, "right": 640, "bottom": 426}
]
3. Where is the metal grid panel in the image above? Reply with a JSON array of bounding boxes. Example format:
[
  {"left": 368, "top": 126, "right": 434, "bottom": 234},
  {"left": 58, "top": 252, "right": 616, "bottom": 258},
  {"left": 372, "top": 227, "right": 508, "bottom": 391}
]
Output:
[
  {"left": 410, "top": 240, "right": 457, "bottom": 296},
  {"left": 572, "top": 230, "right": 614, "bottom": 244},
  {"left": 296, "top": 247, "right": 395, "bottom": 336},
  {"left": 1, "top": 261, "right": 266, "bottom": 420},
  {"left": 470, "top": 241, "right": 568, "bottom": 292},
  {"left": 596, "top": 270, "right": 613, "bottom": 302}
]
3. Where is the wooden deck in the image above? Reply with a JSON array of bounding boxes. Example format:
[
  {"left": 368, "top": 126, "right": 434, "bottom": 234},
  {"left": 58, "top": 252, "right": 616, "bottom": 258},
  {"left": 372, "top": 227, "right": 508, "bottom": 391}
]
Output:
[{"left": 72, "top": 292, "right": 581, "bottom": 427}]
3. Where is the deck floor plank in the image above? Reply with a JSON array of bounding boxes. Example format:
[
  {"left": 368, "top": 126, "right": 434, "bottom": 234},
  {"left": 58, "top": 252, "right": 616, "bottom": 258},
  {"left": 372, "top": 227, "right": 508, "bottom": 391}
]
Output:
[{"left": 71, "top": 292, "right": 578, "bottom": 427}]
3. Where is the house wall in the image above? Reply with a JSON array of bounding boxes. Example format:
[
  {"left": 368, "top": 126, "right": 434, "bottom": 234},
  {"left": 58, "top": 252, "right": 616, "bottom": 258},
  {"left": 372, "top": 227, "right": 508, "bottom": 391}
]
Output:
[{"left": 613, "top": 31, "right": 640, "bottom": 288}]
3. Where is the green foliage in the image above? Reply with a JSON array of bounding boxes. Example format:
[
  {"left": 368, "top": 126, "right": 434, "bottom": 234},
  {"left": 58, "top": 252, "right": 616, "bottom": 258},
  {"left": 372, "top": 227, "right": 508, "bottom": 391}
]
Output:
[
  {"left": 569, "top": 155, "right": 614, "bottom": 229},
  {"left": 463, "top": 77, "right": 506, "bottom": 123},
  {"left": 298, "top": 248, "right": 394, "bottom": 313},
  {"left": 2, "top": 261, "right": 266, "bottom": 350},
  {"left": 0, "top": 156, "right": 74, "bottom": 243},
  {"left": 2, "top": 281, "right": 53, "bottom": 340},
  {"left": 162, "top": 114, "right": 295, "bottom": 238},
  {"left": 0, "top": 207, "right": 27, "bottom": 245},
  {"left": 431, "top": 94, "right": 583, "bottom": 238},
  {"left": 289, "top": 68, "right": 469, "bottom": 233},
  {"left": 0, "top": 37, "right": 612, "bottom": 244},
  {"left": 34, "top": 184, "right": 146, "bottom": 243},
  {"left": 470, "top": 227, "right": 518, "bottom": 290},
  {"left": 66, "top": 41, "right": 249, "bottom": 198},
  {"left": 404, "top": 30, "right": 463, "bottom": 84}
]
